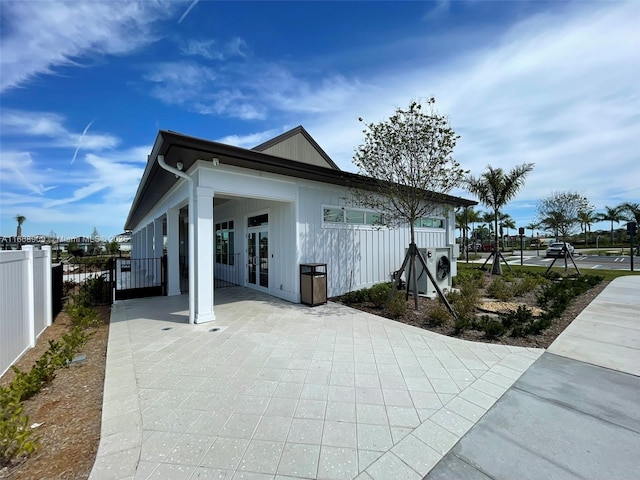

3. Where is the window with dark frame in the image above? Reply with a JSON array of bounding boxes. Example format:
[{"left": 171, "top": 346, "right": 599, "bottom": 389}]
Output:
[{"left": 215, "top": 220, "right": 235, "bottom": 265}]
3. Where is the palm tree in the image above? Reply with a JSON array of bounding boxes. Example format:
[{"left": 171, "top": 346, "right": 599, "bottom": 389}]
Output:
[
  {"left": 577, "top": 209, "right": 598, "bottom": 246},
  {"left": 15, "top": 214, "right": 26, "bottom": 250},
  {"left": 467, "top": 208, "right": 483, "bottom": 244},
  {"left": 525, "top": 222, "right": 539, "bottom": 243},
  {"left": 620, "top": 202, "right": 640, "bottom": 224},
  {"left": 499, "top": 213, "right": 516, "bottom": 249},
  {"left": 466, "top": 163, "right": 534, "bottom": 274},
  {"left": 598, "top": 205, "right": 624, "bottom": 246},
  {"left": 455, "top": 208, "right": 467, "bottom": 247},
  {"left": 621, "top": 202, "right": 640, "bottom": 254}
]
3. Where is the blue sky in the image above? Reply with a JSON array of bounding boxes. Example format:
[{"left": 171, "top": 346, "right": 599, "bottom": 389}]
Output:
[{"left": 1, "top": 0, "right": 638, "bottom": 240}]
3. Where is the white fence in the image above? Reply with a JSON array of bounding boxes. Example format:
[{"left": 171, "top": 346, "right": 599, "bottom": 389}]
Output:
[{"left": 0, "top": 245, "right": 52, "bottom": 377}]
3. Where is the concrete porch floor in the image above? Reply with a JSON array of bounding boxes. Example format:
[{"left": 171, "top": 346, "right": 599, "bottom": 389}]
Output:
[{"left": 89, "top": 287, "right": 544, "bottom": 480}]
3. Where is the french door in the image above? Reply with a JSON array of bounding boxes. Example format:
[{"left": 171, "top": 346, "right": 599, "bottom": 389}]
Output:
[{"left": 247, "top": 228, "right": 269, "bottom": 289}]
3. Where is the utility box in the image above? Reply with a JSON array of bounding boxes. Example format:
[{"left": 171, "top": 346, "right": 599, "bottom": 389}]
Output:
[{"left": 300, "top": 263, "right": 327, "bottom": 306}]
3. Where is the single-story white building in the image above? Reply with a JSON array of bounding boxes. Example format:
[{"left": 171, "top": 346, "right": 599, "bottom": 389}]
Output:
[{"left": 124, "top": 126, "right": 476, "bottom": 323}]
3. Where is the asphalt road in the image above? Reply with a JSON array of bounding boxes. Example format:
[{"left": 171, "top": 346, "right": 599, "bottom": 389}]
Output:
[{"left": 462, "top": 251, "right": 638, "bottom": 271}]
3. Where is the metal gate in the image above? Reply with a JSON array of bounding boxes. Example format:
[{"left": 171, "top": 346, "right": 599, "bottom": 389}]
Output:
[{"left": 113, "top": 256, "right": 166, "bottom": 301}]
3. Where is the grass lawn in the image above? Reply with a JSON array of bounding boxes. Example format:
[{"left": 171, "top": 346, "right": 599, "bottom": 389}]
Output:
[{"left": 457, "top": 261, "right": 640, "bottom": 282}]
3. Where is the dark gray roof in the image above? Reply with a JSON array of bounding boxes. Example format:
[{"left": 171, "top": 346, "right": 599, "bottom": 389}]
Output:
[{"left": 124, "top": 129, "right": 477, "bottom": 230}]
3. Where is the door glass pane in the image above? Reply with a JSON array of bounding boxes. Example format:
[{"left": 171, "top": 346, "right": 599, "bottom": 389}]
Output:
[
  {"left": 259, "top": 232, "right": 268, "bottom": 288},
  {"left": 248, "top": 232, "right": 256, "bottom": 285}
]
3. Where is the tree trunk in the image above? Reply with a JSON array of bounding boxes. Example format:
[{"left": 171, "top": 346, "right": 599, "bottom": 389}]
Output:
[{"left": 492, "top": 213, "right": 502, "bottom": 275}]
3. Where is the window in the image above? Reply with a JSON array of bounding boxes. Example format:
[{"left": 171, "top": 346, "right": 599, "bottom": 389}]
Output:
[
  {"left": 323, "top": 208, "right": 344, "bottom": 223},
  {"left": 215, "top": 220, "right": 235, "bottom": 265},
  {"left": 366, "top": 212, "right": 383, "bottom": 225},
  {"left": 323, "top": 206, "right": 383, "bottom": 226},
  {"left": 345, "top": 210, "right": 365, "bottom": 224},
  {"left": 414, "top": 217, "right": 444, "bottom": 229}
]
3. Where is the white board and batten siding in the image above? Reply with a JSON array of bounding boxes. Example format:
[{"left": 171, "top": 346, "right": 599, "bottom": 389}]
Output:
[
  {"left": 297, "top": 184, "right": 452, "bottom": 298},
  {"left": 0, "top": 246, "right": 53, "bottom": 377}
]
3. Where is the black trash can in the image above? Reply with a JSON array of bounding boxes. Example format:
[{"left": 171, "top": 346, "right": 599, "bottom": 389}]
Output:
[{"left": 300, "top": 263, "right": 327, "bottom": 306}]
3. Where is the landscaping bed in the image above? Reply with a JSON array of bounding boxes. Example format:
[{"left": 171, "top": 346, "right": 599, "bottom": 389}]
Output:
[
  {"left": 333, "top": 266, "right": 608, "bottom": 349},
  {"left": 0, "top": 307, "right": 109, "bottom": 479}
]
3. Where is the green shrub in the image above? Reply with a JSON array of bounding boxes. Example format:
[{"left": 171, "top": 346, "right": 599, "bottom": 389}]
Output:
[
  {"left": 482, "top": 319, "right": 507, "bottom": 338},
  {"left": 428, "top": 305, "right": 452, "bottom": 327},
  {"left": 66, "top": 304, "right": 101, "bottom": 328},
  {"left": 454, "top": 315, "right": 472, "bottom": 333},
  {"left": 453, "top": 269, "right": 484, "bottom": 288},
  {"left": 526, "top": 317, "right": 552, "bottom": 335},
  {"left": 486, "top": 277, "right": 514, "bottom": 302},
  {"left": 536, "top": 274, "right": 602, "bottom": 319},
  {"left": 0, "top": 321, "right": 91, "bottom": 466},
  {"left": 501, "top": 305, "right": 534, "bottom": 329},
  {"left": 369, "top": 282, "right": 392, "bottom": 308},
  {"left": 342, "top": 288, "right": 369, "bottom": 304},
  {"left": 385, "top": 291, "right": 407, "bottom": 318},
  {"left": 512, "top": 274, "right": 546, "bottom": 297},
  {"left": 0, "top": 390, "right": 39, "bottom": 467}
]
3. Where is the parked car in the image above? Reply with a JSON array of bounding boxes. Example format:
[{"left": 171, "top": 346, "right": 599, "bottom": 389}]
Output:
[
  {"left": 546, "top": 242, "right": 575, "bottom": 257},
  {"left": 466, "top": 242, "right": 482, "bottom": 252}
]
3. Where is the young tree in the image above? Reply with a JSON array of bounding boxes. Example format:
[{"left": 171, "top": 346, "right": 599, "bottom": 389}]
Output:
[
  {"left": 537, "top": 191, "right": 590, "bottom": 273},
  {"left": 537, "top": 192, "right": 590, "bottom": 240},
  {"left": 466, "top": 164, "right": 534, "bottom": 274},
  {"left": 351, "top": 98, "right": 467, "bottom": 309}
]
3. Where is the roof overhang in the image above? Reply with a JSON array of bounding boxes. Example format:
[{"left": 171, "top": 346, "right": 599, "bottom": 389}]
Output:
[{"left": 125, "top": 130, "right": 478, "bottom": 230}]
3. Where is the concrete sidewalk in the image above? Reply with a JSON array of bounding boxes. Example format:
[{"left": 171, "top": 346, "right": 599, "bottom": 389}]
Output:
[
  {"left": 89, "top": 288, "right": 543, "bottom": 480},
  {"left": 425, "top": 275, "right": 640, "bottom": 479}
]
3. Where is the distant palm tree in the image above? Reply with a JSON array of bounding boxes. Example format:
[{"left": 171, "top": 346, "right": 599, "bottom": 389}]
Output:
[
  {"left": 620, "top": 202, "right": 640, "bottom": 254},
  {"left": 598, "top": 205, "right": 624, "bottom": 245},
  {"left": 15, "top": 214, "right": 26, "bottom": 250},
  {"left": 620, "top": 202, "right": 640, "bottom": 224},
  {"left": 467, "top": 208, "right": 483, "bottom": 243},
  {"left": 455, "top": 208, "right": 467, "bottom": 246},
  {"left": 577, "top": 209, "right": 598, "bottom": 246},
  {"left": 499, "top": 213, "right": 516, "bottom": 249},
  {"left": 525, "top": 222, "right": 539, "bottom": 242},
  {"left": 466, "top": 163, "right": 534, "bottom": 274}
]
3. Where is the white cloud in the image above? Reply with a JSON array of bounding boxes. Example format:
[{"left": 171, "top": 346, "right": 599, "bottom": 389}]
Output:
[
  {"left": 0, "top": 151, "right": 56, "bottom": 195},
  {"left": 216, "top": 128, "right": 286, "bottom": 149},
  {"left": 0, "top": 0, "right": 183, "bottom": 92},
  {"left": 1, "top": 109, "right": 120, "bottom": 157},
  {"left": 298, "top": 0, "right": 640, "bottom": 219},
  {"left": 181, "top": 37, "right": 248, "bottom": 60}
]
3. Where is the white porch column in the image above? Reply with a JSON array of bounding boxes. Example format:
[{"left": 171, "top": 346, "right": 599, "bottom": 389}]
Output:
[
  {"left": 166, "top": 208, "right": 181, "bottom": 296},
  {"left": 193, "top": 187, "right": 215, "bottom": 323},
  {"left": 145, "top": 224, "right": 153, "bottom": 259},
  {"left": 153, "top": 217, "right": 163, "bottom": 283}
]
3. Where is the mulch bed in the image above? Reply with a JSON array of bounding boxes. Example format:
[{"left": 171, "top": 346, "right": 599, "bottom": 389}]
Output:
[
  {"left": 333, "top": 272, "right": 609, "bottom": 349},
  {"left": 0, "top": 307, "right": 110, "bottom": 480}
]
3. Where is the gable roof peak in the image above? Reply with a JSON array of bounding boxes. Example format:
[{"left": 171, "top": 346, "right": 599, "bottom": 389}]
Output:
[{"left": 253, "top": 125, "right": 340, "bottom": 170}]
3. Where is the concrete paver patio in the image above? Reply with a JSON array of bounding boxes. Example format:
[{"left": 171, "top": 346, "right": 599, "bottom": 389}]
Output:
[{"left": 89, "top": 287, "right": 543, "bottom": 480}]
